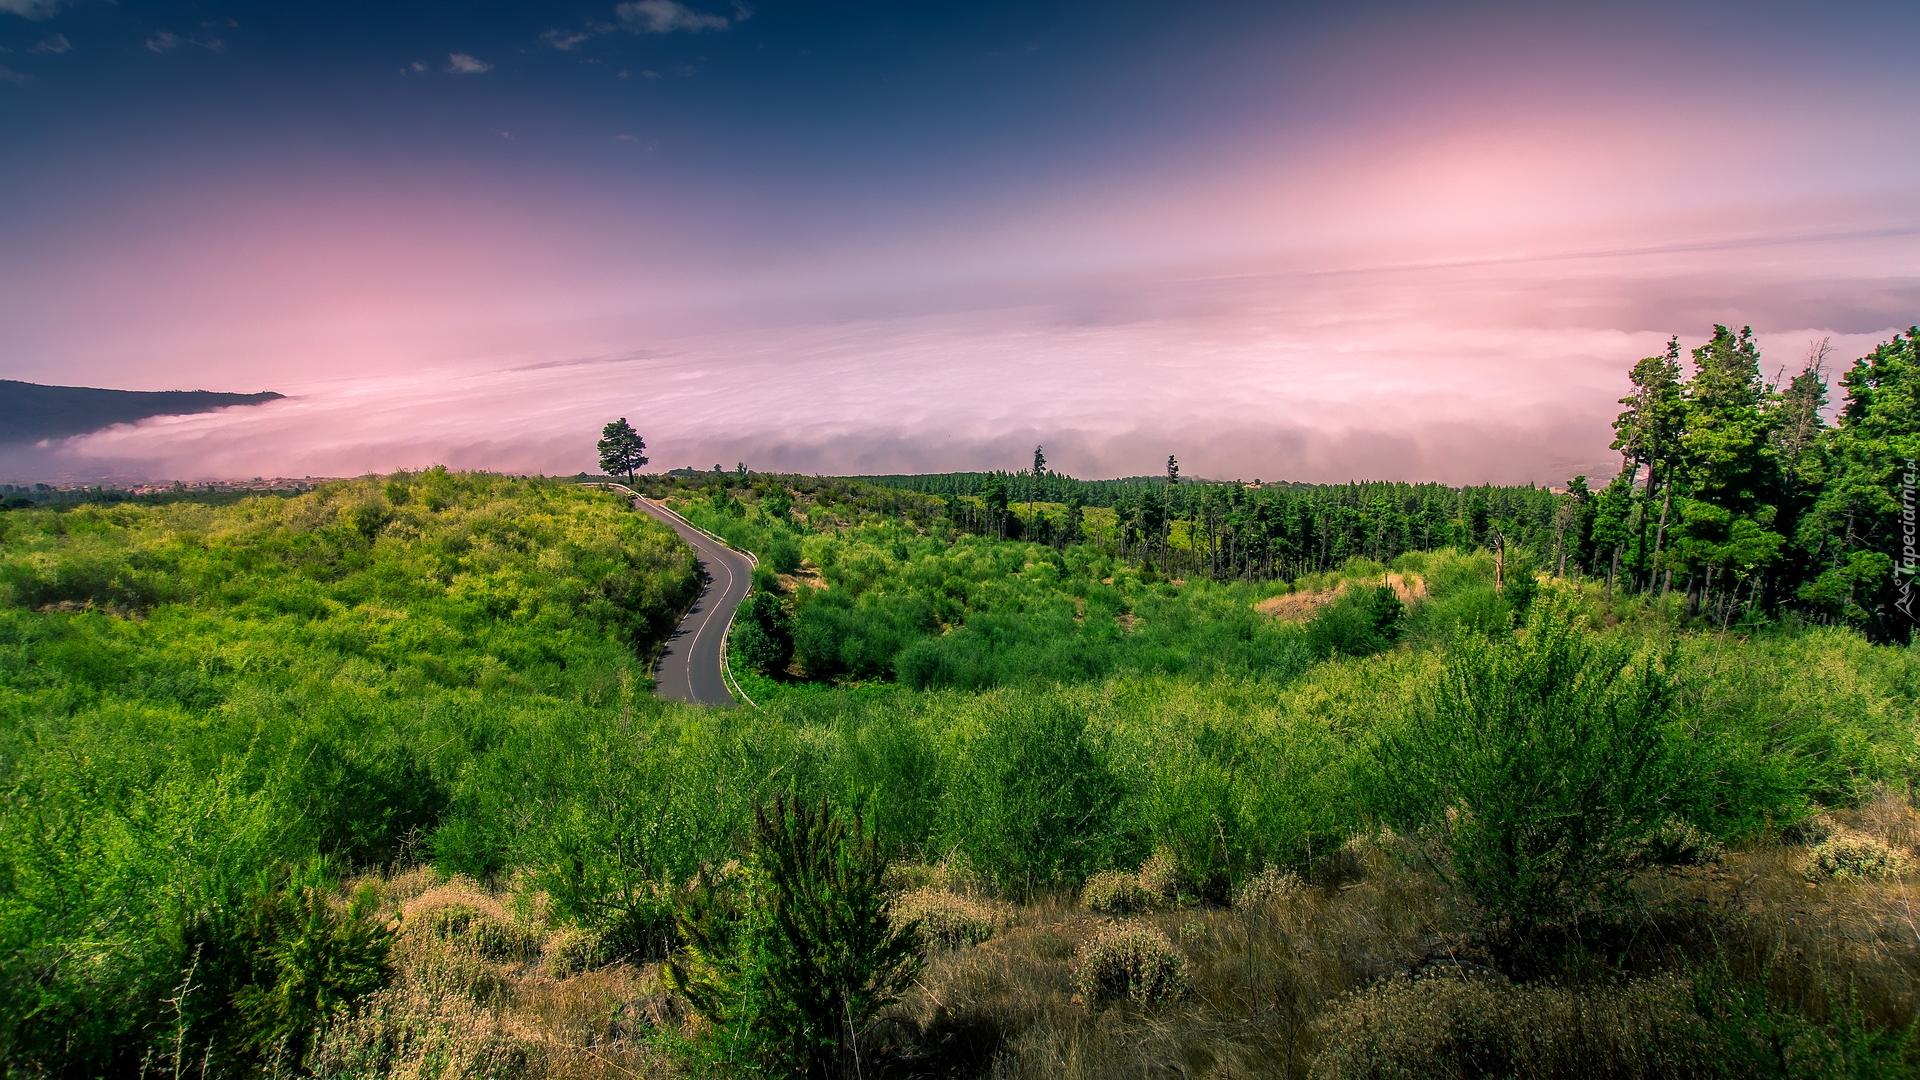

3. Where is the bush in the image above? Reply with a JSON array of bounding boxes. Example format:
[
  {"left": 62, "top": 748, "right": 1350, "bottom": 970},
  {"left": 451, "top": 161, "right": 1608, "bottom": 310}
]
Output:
[
  {"left": 1082, "top": 870, "right": 1154, "bottom": 915},
  {"left": 185, "top": 868, "right": 394, "bottom": 1068},
  {"left": 734, "top": 591, "right": 796, "bottom": 676},
  {"left": 541, "top": 926, "right": 610, "bottom": 978},
  {"left": 1233, "top": 864, "right": 1306, "bottom": 909},
  {"left": 766, "top": 534, "right": 803, "bottom": 574},
  {"left": 891, "top": 888, "right": 1007, "bottom": 950},
  {"left": 1137, "top": 850, "right": 1184, "bottom": 906},
  {"left": 401, "top": 880, "right": 542, "bottom": 963},
  {"left": 1072, "top": 922, "right": 1189, "bottom": 1007},
  {"left": 667, "top": 797, "right": 921, "bottom": 1078},
  {"left": 938, "top": 698, "right": 1124, "bottom": 894},
  {"left": 1307, "top": 584, "right": 1404, "bottom": 658},
  {"left": 1643, "top": 818, "right": 1724, "bottom": 867},
  {"left": 1372, "top": 594, "right": 1681, "bottom": 940},
  {"left": 1803, "top": 832, "right": 1910, "bottom": 881}
]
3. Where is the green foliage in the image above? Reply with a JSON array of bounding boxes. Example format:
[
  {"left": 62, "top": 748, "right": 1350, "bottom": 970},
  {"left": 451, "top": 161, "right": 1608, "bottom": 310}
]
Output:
[
  {"left": 0, "top": 472, "right": 699, "bottom": 1071},
  {"left": 1373, "top": 594, "right": 1681, "bottom": 937},
  {"left": 938, "top": 697, "right": 1125, "bottom": 894},
  {"left": 192, "top": 868, "right": 393, "bottom": 1066},
  {"left": 734, "top": 590, "right": 796, "bottom": 676},
  {"left": 1306, "top": 584, "right": 1404, "bottom": 658},
  {"left": 667, "top": 797, "right": 920, "bottom": 1079},
  {"left": 596, "top": 416, "right": 648, "bottom": 482}
]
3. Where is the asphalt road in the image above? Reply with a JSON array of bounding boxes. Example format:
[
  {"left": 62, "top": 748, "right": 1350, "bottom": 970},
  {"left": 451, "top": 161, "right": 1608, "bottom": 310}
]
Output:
[{"left": 596, "top": 484, "right": 754, "bottom": 706}]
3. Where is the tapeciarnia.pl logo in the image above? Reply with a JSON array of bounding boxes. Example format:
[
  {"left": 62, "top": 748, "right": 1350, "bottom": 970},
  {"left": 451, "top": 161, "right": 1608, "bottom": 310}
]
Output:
[{"left": 1899, "top": 459, "right": 1917, "bottom": 624}]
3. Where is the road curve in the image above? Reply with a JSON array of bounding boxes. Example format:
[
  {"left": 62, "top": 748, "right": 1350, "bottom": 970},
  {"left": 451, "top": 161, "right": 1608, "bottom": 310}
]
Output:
[{"left": 591, "top": 484, "right": 754, "bottom": 706}]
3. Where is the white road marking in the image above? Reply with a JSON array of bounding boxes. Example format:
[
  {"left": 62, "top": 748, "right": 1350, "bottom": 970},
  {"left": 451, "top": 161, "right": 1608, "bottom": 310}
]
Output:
[{"left": 684, "top": 537, "right": 736, "bottom": 701}]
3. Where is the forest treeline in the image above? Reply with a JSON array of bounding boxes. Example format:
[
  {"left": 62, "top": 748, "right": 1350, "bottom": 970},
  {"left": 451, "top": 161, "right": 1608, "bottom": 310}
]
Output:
[{"left": 846, "top": 325, "right": 1917, "bottom": 639}]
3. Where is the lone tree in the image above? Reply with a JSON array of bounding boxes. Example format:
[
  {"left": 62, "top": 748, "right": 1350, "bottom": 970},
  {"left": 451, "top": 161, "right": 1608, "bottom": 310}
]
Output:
[{"left": 597, "top": 418, "right": 648, "bottom": 485}]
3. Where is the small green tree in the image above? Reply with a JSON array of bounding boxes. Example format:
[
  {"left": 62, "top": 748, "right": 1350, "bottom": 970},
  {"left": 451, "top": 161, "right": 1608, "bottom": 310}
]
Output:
[
  {"left": 596, "top": 418, "right": 648, "bottom": 485},
  {"left": 1373, "top": 594, "right": 1680, "bottom": 943},
  {"left": 760, "top": 484, "right": 795, "bottom": 522},
  {"left": 1305, "top": 584, "right": 1403, "bottom": 658},
  {"left": 734, "top": 592, "right": 795, "bottom": 676},
  {"left": 667, "top": 797, "right": 919, "bottom": 1079}
]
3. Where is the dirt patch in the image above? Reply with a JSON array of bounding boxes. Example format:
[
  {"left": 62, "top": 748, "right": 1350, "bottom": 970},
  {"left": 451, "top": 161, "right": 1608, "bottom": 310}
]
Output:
[
  {"left": 1254, "top": 573, "right": 1426, "bottom": 622},
  {"left": 34, "top": 599, "right": 142, "bottom": 619},
  {"left": 1255, "top": 583, "right": 1347, "bottom": 622},
  {"left": 776, "top": 562, "right": 826, "bottom": 592}
]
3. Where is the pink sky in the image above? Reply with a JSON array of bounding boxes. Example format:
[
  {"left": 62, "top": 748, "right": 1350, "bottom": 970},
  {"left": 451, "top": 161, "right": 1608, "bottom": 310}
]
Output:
[{"left": 3, "top": 0, "right": 1916, "bottom": 483}]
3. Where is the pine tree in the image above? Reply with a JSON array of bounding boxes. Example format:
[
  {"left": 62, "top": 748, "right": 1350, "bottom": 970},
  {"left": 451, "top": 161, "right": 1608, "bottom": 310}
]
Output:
[
  {"left": 596, "top": 418, "right": 648, "bottom": 485},
  {"left": 1797, "top": 328, "right": 1919, "bottom": 636},
  {"left": 1611, "top": 338, "right": 1686, "bottom": 590},
  {"left": 1672, "top": 326, "right": 1784, "bottom": 618}
]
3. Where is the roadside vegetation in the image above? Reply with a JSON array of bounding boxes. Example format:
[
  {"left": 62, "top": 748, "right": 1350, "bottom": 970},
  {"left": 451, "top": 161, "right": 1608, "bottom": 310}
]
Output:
[{"left": 1, "top": 325, "right": 1916, "bottom": 1078}]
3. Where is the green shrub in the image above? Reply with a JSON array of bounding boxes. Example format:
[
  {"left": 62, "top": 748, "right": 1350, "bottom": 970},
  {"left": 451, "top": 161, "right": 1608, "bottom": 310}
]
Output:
[
  {"left": 734, "top": 591, "right": 796, "bottom": 676},
  {"left": 1072, "top": 922, "right": 1189, "bottom": 1007},
  {"left": 1372, "top": 594, "right": 1680, "bottom": 939},
  {"left": 1307, "top": 585, "right": 1404, "bottom": 658},
  {"left": 188, "top": 868, "right": 394, "bottom": 1067},
  {"left": 667, "top": 797, "right": 920, "bottom": 1078},
  {"left": 938, "top": 698, "right": 1125, "bottom": 894},
  {"left": 767, "top": 534, "right": 803, "bottom": 574}
]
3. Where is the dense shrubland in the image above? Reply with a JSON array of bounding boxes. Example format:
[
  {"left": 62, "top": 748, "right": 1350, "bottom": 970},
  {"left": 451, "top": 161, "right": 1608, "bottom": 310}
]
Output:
[
  {"left": 3, "top": 419, "right": 1918, "bottom": 1075},
  {"left": 0, "top": 471, "right": 698, "bottom": 1074}
]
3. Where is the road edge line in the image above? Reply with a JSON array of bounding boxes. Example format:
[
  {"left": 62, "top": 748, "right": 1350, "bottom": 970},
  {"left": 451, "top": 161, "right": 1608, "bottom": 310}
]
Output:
[{"left": 583, "top": 482, "right": 762, "bottom": 709}]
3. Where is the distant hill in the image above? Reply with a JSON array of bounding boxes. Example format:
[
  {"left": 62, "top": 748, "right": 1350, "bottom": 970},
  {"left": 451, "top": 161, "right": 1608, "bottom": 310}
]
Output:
[{"left": 0, "top": 380, "right": 284, "bottom": 443}]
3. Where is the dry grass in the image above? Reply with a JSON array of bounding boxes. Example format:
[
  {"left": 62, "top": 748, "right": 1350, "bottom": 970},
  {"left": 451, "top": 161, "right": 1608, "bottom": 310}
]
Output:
[
  {"left": 1255, "top": 574, "right": 1426, "bottom": 622},
  {"left": 311, "top": 869, "right": 683, "bottom": 1080},
  {"left": 312, "top": 802, "right": 1920, "bottom": 1079}
]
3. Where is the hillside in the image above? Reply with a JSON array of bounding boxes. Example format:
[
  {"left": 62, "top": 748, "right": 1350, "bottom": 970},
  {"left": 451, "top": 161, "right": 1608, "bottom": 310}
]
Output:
[
  {"left": 3, "top": 446, "right": 1918, "bottom": 1076},
  {"left": 0, "top": 379, "right": 284, "bottom": 443}
]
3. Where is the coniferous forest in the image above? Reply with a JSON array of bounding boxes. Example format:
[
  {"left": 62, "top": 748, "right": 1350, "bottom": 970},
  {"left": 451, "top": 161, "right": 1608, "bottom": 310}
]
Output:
[{"left": 0, "top": 328, "right": 1916, "bottom": 1079}]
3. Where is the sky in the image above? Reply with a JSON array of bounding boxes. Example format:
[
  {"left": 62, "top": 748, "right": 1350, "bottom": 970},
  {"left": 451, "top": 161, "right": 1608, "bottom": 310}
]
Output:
[{"left": 2, "top": 0, "right": 1918, "bottom": 484}]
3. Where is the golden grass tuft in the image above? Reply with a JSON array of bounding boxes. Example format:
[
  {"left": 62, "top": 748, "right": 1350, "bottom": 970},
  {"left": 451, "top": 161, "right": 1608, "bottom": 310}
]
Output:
[
  {"left": 400, "top": 876, "right": 544, "bottom": 963},
  {"left": 895, "top": 887, "right": 1013, "bottom": 950},
  {"left": 1804, "top": 832, "right": 1911, "bottom": 882},
  {"left": 1072, "top": 922, "right": 1189, "bottom": 1006},
  {"left": 1081, "top": 870, "right": 1154, "bottom": 916},
  {"left": 1308, "top": 972, "right": 1708, "bottom": 1080}
]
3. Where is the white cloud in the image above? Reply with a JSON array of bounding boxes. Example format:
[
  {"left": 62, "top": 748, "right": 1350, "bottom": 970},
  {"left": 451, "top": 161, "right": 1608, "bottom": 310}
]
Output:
[
  {"left": 445, "top": 52, "right": 491, "bottom": 74},
  {"left": 617, "top": 0, "right": 730, "bottom": 34},
  {"left": 541, "top": 27, "right": 591, "bottom": 50},
  {"left": 0, "top": 62, "right": 31, "bottom": 83},
  {"left": 29, "top": 33, "right": 68, "bottom": 54},
  {"left": 0, "top": 0, "right": 67, "bottom": 20},
  {"left": 145, "top": 31, "right": 180, "bottom": 53}
]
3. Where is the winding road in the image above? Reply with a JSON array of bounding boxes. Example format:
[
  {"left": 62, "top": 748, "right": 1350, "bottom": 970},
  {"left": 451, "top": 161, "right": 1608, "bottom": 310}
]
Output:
[{"left": 590, "top": 483, "right": 755, "bottom": 706}]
